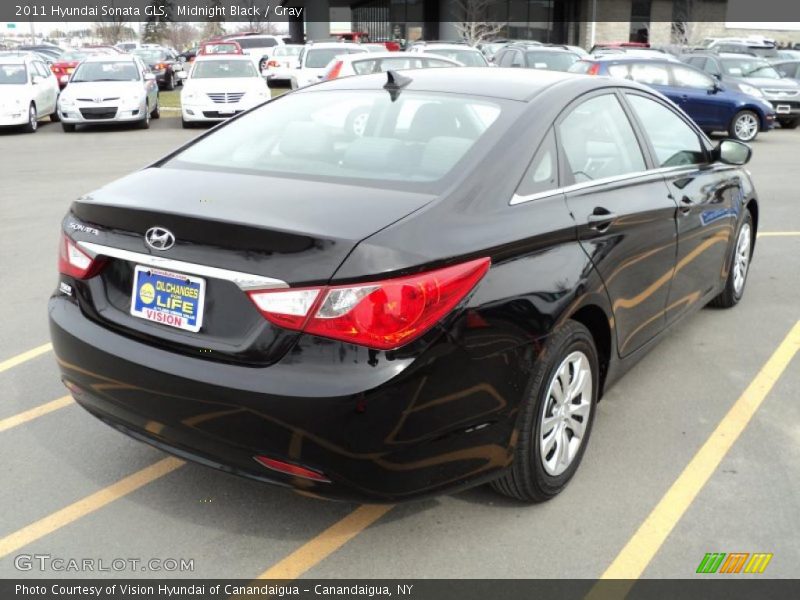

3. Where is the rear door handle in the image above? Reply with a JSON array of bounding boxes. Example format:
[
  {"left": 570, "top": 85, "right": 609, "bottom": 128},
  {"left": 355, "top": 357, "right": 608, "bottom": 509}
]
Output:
[{"left": 587, "top": 208, "right": 617, "bottom": 231}]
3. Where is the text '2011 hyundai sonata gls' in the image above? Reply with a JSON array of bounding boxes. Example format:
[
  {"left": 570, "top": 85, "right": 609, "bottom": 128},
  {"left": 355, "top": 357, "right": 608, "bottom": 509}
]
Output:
[{"left": 50, "top": 68, "right": 758, "bottom": 503}]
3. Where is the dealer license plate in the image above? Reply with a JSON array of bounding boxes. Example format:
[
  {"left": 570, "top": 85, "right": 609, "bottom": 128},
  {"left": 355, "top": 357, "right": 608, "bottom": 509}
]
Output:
[
  {"left": 776, "top": 104, "right": 791, "bottom": 114},
  {"left": 130, "top": 266, "right": 205, "bottom": 332}
]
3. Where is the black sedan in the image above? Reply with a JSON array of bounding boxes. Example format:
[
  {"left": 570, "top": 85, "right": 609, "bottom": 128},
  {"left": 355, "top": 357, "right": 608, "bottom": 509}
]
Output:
[
  {"left": 132, "top": 47, "right": 184, "bottom": 90},
  {"left": 50, "top": 68, "right": 758, "bottom": 503}
]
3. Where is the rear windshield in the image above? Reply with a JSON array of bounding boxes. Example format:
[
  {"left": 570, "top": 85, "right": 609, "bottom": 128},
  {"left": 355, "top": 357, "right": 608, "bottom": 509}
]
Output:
[
  {"left": 232, "top": 37, "right": 277, "bottom": 49},
  {"left": 306, "top": 48, "right": 364, "bottom": 68},
  {"left": 0, "top": 64, "right": 27, "bottom": 84},
  {"left": 133, "top": 49, "right": 168, "bottom": 62},
  {"left": 274, "top": 46, "right": 302, "bottom": 57},
  {"left": 525, "top": 51, "right": 579, "bottom": 70},
  {"left": 426, "top": 49, "right": 488, "bottom": 67},
  {"left": 351, "top": 57, "right": 455, "bottom": 75},
  {"left": 71, "top": 61, "right": 140, "bottom": 82},
  {"left": 167, "top": 90, "right": 506, "bottom": 187},
  {"left": 192, "top": 60, "right": 258, "bottom": 78},
  {"left": 568, "top": 61, "right": 592, "bottom": 74}
]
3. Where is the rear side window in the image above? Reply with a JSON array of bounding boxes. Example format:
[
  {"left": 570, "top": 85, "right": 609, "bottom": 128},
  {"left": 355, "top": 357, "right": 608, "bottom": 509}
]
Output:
[
  {"left": 627, "top": 94, "right": 705, "bottom": 167},
  {"left": 517, "top": 129, "right": 558, "bottom": 197},
  {"left": 524, "top": 51, "right": 578, "bottom": 71},
  {"left": 608, "top": 62, "right": 669, "bottom": 85},
  {"left": 557, "top": 94, "right": 646, "bottom": 183},
  {"left": 567, "top": 61, "right": 591, "bottom": 74}
]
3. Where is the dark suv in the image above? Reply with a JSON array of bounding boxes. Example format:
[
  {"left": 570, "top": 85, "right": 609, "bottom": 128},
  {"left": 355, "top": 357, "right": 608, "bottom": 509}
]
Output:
[{"left": 684, "top": 52, "right": 800, "bottom": 129}]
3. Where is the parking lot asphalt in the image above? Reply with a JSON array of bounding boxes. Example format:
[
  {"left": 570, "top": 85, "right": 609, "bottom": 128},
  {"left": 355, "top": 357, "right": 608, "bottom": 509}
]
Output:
[{"left": 0, "top": 117, "right": 798, "bottom": 580}]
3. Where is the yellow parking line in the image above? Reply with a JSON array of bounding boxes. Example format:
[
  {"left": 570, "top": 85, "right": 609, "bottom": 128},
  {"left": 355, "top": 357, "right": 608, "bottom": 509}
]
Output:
[
  {"left": 591, "top": 320, "right": 800, "bottom": 589},
  {"left": 757, "top": 231, "right": 800, "bottom": 237},
  {"left": 256, "top": 504, "right": 394, "bottom": 580},
  {"left": 0, "top": 395, "right": 73, "bottom": 433},
  {"left": 0, "top": 343, "right": 52, "bottom": 375},
  {"left": 0, "top": 457, "right": 184, "bottom": 559}
]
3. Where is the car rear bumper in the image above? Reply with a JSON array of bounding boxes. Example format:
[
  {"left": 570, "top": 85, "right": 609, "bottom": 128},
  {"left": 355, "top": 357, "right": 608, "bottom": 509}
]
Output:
[
  {"left": 0, "top": 112, "right": 29, "bottom": 126},
  {"left": 49, "top": 294, "right": 519, "bottom": 502}
]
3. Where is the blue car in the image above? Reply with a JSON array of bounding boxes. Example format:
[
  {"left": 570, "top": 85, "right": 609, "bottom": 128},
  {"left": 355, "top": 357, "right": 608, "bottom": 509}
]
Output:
[{"left": 569, "top": 57, "right": 776, "bottom": 141}]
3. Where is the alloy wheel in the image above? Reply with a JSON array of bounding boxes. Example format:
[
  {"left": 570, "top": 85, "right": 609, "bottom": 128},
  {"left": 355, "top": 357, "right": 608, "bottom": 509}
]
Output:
[
  {"left": 734, "top": 113, "right": 758, "bottom": 141},
  {"left": 539, "top": 351, "right": 593, "bottom": 476},
  {"left": 733, "top": 223, "right": 751, "bottom": 295},
  {"left": 29, "top": 105, "right": 37, "bottom": 131}
]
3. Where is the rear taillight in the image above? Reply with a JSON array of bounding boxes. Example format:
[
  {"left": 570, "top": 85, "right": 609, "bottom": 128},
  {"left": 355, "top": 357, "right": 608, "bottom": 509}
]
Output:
[
  {"left": 58, "top": 233, "right": 104, "bottom": 279},
  {"left": 156, "top": 62, "right": 168, "bottom": 70},
  {"left": 247, "top": 258, "right": 490, "bottom": 350},
  {"left": 586, "top": 63, "right": 600, "bottom": 76},
  {"left": 254, "top": 456, "right": 330, "bottom": 482},
  {"left": 266, "top": 59, "right": 280, "bottom": 68},
  {"left": 325, "top": 60, "right": 344, "bottom": 80}
]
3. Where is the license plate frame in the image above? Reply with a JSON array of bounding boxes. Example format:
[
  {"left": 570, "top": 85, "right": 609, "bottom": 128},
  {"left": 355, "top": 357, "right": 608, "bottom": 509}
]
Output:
[
  {"left": 130, "top": 265, "right": 205, "bottom": 332},
  {"left": 776, "top": 104, "right": 791, "bottom": 114}
]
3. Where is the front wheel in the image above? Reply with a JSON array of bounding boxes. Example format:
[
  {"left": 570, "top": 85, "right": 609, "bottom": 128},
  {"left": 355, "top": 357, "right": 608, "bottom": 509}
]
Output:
[
  {"left": 778, "top": 118, "right": 799, "bottom": 130},
  {"left": 151, "top": 97, "right": 160, "bottom": 119},
  {"left": 61, "top": 122, "right": 76, "bottom": 132},
  {"left": 137, "top": 103, "right": 151, "bottom": 129},
  {"left": 730, "top": 110, "right": 759, "bottom": 142},
  {"left": 491, "top": 320, "right": 599, "bottom": 503},
  {"left": 708, "top": 211, "right": 754, "bottom": 309},
  {"left": 21, "top": 103, "right": 38, "bottom": 133}
]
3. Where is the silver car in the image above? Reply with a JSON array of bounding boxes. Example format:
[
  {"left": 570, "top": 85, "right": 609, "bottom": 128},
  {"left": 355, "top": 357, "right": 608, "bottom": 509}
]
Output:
[{"left": 57, "top": 55, "right": 159, "bottom": 131}]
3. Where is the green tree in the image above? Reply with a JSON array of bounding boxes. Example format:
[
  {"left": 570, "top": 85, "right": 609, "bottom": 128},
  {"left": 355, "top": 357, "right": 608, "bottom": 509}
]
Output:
[{"left": 142, "top": 0, "right": 174, "bottom": 44}]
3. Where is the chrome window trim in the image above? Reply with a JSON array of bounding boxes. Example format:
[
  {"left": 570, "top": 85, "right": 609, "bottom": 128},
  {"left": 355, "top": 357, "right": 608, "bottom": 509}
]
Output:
[
  {"left": 77, "top": 242, "right": 289, "bottom": 291},
  {"left": 510, "top": 165, "right": 704, "bottom": 206}
]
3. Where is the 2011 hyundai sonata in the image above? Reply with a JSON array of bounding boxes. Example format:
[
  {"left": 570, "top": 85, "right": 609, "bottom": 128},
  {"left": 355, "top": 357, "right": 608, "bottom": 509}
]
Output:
[{"left": 50, "top": 68, "right": 758, "bottom": 503}]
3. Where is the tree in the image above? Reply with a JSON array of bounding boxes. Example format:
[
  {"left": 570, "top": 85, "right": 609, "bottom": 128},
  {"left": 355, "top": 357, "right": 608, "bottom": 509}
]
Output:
[
  {"left": 142, "top": 0, "right": 174, "bottom": 44},
  {"left": 164, "top": 22, "right": 199, "bottom": 52},
  {"left": 201, "top": 0, "right": 226, "bottom": 39},
  {"left": 452, "top": 0, "right": 506, "bottom": 47},
  {"left": 93, "top": 0, "right": 133, "bottom": 44}
]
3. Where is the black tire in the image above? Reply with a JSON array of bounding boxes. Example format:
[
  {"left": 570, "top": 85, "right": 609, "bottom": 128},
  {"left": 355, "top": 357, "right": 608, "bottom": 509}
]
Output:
[
  {"left": 729, "top": 110, "right": 759, "bottom": 142},
  {"left": 708, "top": 210, "right": 754, "bottom": 309},
  {"left": 50, "top": 109, "right": 60, "bottom": 122},
  {"left": 778, "top": 118, "right": 799, "bottom": 130},
  {"left": 21, "top": 103, "right": 38, "bottom": 133},
  {"left": 151, "top": 97, "right": 160, "bottom": 119},
  {"left": 491, "top": 320, "right": 599, "bottom": 503},
  {"left": 181, "top": 118, "right": 193, "bottom": 129},
  {"left": 164, "top": 72, "right": 175, "bottom": 91},
  {"left": 137, "top": 103, "right": 151, "bottom": 129},
  {"left": 61, "top": 122, "right": 76, "bottom": 133}
]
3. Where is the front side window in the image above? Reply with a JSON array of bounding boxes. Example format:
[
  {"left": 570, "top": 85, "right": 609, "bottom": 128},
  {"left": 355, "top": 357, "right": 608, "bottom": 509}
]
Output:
[
  {"left": 671, "top": 65, "right": 715, "bottom": 90},
  {"left": 558, "top": 94, "right": 646, "bottom": 183},
  {"left": 627, "top": 94, "right": 705, "bottom": 167},
  {"left": 168, "top": 90, "right": 506, "bottom": 187}
]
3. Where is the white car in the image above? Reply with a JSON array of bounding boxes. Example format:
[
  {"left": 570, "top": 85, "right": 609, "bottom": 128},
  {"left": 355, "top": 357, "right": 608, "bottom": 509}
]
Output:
[
  {"left": 291, "top": 42, "right": 369, "bottom": 89},
  {"left": 226, "top": 35, "right": 286, "bottom": 71},
  {"left": 321, "top": 51, "right": 462, "bottom": 81},
  {"left": 180, "top": 54, "right": 270, "bottom": 128},
  {"left": 261, "top": 44, "right": 303, "bottom": 85},
  {"left": 57, "top": 55, "right": 159, "bottom": 131},
  {"left": 407, "top": 43, "right": 490, "bottom": 67},
  {"left": 0, "top": 52, "right": 59, "bottom": 133}
]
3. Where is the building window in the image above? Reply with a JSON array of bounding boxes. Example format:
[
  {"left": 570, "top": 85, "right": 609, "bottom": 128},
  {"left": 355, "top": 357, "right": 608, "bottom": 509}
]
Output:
[{"left": 629, "top": 0, "right": 652, "bottom": 43}]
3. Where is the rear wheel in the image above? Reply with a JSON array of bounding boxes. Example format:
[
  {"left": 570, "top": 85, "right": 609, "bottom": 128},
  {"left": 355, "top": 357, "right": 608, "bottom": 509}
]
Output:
[
  {"left": 491, "top": 320, "right": 598, "bottom": 503},
  {"left": 709, "top": 211, "right": 753, "bottom": 309},
  {"left": 21, "top": 103, "right": 38, "bottom": 133},
  {"left": 729, "top": 110, "right": 759, "bottom": 142},
  {"left": 778, "top": 118, "right": 799, "bottom": 129},
  {"left": 164, "top": 72, "right": 175, "bottom": 91}
]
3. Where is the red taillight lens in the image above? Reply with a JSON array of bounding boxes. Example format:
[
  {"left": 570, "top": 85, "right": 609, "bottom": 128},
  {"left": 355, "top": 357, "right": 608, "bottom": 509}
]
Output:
[
  {"left": 254, "top": 456, "right": 330, "bottom": 482},
  {"left": 325, "top": 60, "right": 344, "bottom": 80},
  {"left": 247, "top": 258, "right": 490, "bottom": 350},
  {"left": 156, "top": 62, "right": 168, "bottom": 70},
  {"left": 266, "top": 59, "right": 280, "bottom": 68},
  {"left": 58, "top": 233, "right": 104, "bottom": 279},
  {"left": 586, "top": 63, "right": 600, "bottom": 76}
]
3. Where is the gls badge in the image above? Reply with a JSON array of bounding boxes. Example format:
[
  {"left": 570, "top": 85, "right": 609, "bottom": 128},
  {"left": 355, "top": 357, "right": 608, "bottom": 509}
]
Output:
[{"left": 145, "top": 227, "right": 175, "bottom": 251}]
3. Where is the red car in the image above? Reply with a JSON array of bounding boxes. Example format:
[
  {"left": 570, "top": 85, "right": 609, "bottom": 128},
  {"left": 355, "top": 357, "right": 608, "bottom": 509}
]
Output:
[
  {"left": 49, "top": 50, "right": 91, "bottom": 88},
  {"left": 198, "top": 41, "right": 244, "bottom": 56}
]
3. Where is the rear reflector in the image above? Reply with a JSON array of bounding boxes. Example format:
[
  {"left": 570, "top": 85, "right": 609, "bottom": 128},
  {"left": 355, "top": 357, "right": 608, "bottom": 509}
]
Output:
[
  {"left": 254, "top": 456, "right": 330, "bottom": 482},
  {"left": 58, "top": 233, "right": 105, "bottom": 279},
  {"left": 247, "top": 257, "right": 490, "bottom": 350}
]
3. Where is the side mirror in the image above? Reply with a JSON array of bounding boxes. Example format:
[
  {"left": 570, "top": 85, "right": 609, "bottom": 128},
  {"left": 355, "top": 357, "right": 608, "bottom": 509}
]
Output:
[
  {"left": 144, "top": 73, "right": 156, "bottom": 81},
  {"left": 715, "top": 139, "right": 752, "bottom": 165},
  {"left": 708, "top": 81, "right": 724, "bottom": 94},
  {"left": 177, "top": 70, "right": 188, "bottom": 80}
]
